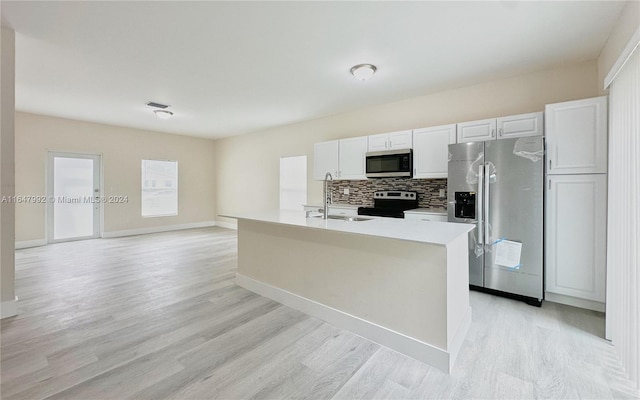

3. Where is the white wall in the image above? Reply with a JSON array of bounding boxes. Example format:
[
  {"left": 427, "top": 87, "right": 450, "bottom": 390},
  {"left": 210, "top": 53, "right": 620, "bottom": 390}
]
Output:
[
  {"left": 597, "top": 0, "right": 640, "bottom": 92},
  {"left": 15, "top": 112, "right": 217, "bottom": 242},
  {"left": 0, "top": 25, "right": 16, "bottom": 317},
  {"left": 215, "top": 61, "right": 600, "bottom": 227}
]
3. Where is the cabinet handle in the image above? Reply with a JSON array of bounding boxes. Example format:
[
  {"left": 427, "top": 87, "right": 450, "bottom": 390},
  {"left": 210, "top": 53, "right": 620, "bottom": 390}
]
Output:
[
  {"left": 491, "top": 129, "right": 495, "bottom": 137},
  {"left": 385, "top": 141, "right": 388, "bottom": 149},
  {"left": 389, "top": 140, "right": 392, "bottom": 148},
  {"left": 414, "top": 168, "right": 416, "bottom": 175},
  {"left": 498, "top": 128, "right": 503, "bottom": 137},
  {"left": 549, "top": 159, "right": 552, "bottom": 170},
  {"left": 548, "top": 179, "right": 551, "bottom": 190}
]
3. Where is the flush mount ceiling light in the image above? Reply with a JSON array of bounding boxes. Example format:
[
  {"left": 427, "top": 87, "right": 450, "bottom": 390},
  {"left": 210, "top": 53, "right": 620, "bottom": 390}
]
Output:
[
  {"left": 350, "top": 64, "right": 377, "bottom": 81},
  {"left": 154, "top": 109, "right": 173, "bottom": 119}
]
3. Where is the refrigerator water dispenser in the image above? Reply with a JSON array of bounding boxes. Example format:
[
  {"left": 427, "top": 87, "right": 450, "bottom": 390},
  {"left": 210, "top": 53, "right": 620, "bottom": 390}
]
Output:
[{"left": 454, "top": 192, "right": 476, "bottom": 219}]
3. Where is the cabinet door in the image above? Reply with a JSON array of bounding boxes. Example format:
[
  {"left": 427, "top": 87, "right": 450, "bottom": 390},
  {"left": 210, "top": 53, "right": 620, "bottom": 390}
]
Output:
[
  {"left": 367, "top": 133, "right": 389, "bottom": 152},
  {"left": 545, "top": 96, "right": 608, "bottom": 174},
  {"left": 388, "top": 130, "right": 413, "bottom": 149},
  {"left": 545, "top": 174, "right": 607, "bottom": 303},
  {"left": 338, "top": 136, "right": 368, "bottom": 180},
  {"left": 456, "top": 118, "right": 496, "bottom": 143},
  {"left": 313, "top": 140, "right": 339, "bottom": 180},
  {"left": 497, "top": 111, "right": 543, "bottom": 139},
  {"left": 412, "top": 124, "right": 456, "bottom": 179},
  {"left": 328, "top": 207, "right": 358, "bottom": 216},
  {"left": 404, "top": 213, "right": 447, "bottom": 222}
]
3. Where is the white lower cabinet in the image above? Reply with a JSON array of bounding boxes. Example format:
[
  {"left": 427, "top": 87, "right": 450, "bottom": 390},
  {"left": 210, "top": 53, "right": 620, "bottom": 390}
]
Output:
[
  {"left": 403, "top": 212, "right": 447, "bottom": 222},
  {"left": 545, "top": 174, "right": 607, "bottom": 309},
  {"left": 328, "top": 206, "right": 358, "bottom": 216}
]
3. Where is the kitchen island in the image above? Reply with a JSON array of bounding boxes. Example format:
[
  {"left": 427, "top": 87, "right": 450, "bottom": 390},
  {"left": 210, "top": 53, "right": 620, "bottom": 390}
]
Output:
[{"left": 222, "top": 210, "right": 474, "bottom": 372}]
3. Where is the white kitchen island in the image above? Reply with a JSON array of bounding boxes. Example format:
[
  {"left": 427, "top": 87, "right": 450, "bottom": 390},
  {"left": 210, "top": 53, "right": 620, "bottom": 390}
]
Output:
[{"left": 222, "top": 210, "right": 474, "bottom": 373}]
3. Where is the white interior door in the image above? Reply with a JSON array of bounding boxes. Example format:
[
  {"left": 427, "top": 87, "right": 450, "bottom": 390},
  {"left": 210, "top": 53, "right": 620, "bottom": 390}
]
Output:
[{"left": 47, "top": 152, "right": 101, "bottom": 242}]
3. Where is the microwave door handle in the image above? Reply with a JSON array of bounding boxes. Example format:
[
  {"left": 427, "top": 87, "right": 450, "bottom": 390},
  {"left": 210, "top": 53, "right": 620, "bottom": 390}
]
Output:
[
  {"left": 477, "top": 164, "right": 483, "bottom": 245},
  {"left": 484, "top": 163, "right": 490, "bottom": 244}
]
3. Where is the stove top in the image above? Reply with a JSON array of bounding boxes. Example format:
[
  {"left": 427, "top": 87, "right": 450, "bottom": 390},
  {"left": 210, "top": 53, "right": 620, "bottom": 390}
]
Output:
[{"left": 357, "top": 190, "right": 418, "bottom": 219}]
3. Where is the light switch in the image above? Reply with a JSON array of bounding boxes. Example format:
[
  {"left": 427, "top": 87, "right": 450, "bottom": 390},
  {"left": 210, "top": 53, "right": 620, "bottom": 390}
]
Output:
[
  {"left": 439, "top": 189, "right": 446, "bottom": 198},
  {"left": 344, "top": 188, "right": 350, "bottom": 195}
]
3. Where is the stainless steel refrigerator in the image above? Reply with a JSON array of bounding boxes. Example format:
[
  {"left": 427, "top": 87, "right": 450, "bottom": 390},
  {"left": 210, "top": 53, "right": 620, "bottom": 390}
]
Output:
[{"left": 447, "top": 136, "right": 544, "bottom": 304}]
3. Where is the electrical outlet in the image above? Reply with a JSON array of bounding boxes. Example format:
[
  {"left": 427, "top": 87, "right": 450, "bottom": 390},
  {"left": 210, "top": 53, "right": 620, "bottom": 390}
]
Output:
[
  {"left": 343, "top": 188, "right": 350, "bottom": 195},
  {"left": 439, "top": 189, "right": 446, "bottom": 198}
]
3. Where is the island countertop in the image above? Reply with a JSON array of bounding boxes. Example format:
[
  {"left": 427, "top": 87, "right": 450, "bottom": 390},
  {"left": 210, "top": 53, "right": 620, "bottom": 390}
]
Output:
[{"left": 220, "top": 209, "right": 473, "bottom": 246}]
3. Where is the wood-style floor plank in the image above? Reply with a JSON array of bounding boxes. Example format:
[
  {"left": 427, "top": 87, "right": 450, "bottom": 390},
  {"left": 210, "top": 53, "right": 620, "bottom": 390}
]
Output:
[{"left": 1, "top": 227, "right": 638, "bottom": 399}]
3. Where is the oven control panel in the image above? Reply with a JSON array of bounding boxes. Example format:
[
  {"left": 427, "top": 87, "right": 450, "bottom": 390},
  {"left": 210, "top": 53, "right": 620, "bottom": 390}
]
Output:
[{"left": 374, "top": 191, "right": 417, "bottom": 200}]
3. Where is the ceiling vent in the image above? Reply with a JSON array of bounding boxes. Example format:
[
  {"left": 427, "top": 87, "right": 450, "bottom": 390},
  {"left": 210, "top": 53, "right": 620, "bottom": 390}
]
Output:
[{"left": 146, "top": 101, "right": 170, "bottom": 109}]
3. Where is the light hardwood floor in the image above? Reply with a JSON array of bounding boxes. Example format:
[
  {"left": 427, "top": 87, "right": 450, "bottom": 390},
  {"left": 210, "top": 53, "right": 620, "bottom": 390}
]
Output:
[{"left": 1, "top": 227, "right": 638, "bottom": 399}]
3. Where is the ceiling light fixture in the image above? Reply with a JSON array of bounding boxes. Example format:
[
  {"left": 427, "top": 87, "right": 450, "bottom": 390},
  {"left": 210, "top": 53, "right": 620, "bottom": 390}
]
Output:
[
  {"left": 154, "top": 109, "right": 174, "bottom": 119},
  {"left": 350, "top": 64, "right": 377, "bottom": 81}
]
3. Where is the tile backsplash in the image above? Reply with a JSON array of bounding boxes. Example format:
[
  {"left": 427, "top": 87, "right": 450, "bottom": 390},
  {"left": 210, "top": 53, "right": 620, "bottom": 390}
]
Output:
[{"left": 330, "top": 178, "right": 447, "bottom": 209}]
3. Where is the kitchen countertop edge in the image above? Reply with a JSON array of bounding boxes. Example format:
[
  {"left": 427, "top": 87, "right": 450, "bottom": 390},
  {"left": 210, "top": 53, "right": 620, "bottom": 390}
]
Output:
[{"left": 220, "top": 210, "right": 473, "bottom": 246}]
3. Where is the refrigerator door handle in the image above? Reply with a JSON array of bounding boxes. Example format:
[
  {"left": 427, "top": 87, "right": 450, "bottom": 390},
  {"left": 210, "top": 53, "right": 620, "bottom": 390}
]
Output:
[
  {"left": 484, "top": 163, "right": 490, "bottom": 244},
  {"left": 477, "top": 164, "right": 484, "bottom": 245}
]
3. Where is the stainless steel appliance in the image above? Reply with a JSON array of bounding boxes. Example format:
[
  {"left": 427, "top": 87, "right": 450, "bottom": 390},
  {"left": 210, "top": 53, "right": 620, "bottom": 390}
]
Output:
[
  {"left": 365, "top": 149, "right": 412, "bottom": 178},
  {"left": 358, "top": 190, "right": 418, "bottom": 218},
  {"left": 448, "top": 137, "right": 544, "bottom": 305}
]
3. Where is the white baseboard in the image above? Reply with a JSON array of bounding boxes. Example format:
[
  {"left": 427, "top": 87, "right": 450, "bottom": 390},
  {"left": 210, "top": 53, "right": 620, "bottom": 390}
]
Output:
[
  {"left": 236, "top": 273, "right": 455, "bottom": 373},
  {"left": 102, "top": 221, "right": 216, "bottom": 238},
  {"left": 215, "top": 220, "right": 237, "bottom": 230},
  {"left": 15, "top": 238, "right": 47, "bottom": 249},
  {"left": 545, "top": 292, "right": 605, "bottom": 312},
  {"left": 1, "top": 298, "right": 17, "bottom": 319}
]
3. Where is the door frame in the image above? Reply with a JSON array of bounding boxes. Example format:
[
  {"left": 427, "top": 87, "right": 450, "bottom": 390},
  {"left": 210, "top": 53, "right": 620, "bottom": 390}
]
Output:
[{"left": 46, "top": 151, "right": 103, "bottom": 243}]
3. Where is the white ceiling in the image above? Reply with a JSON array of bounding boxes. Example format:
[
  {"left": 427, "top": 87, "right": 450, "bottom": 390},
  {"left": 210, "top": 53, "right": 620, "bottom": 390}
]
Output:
[{"left": 1, "top": 1, "right": 626, "bottom": 139}]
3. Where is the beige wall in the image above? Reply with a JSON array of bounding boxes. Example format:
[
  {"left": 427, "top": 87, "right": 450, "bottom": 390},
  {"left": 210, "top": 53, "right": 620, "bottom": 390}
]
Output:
[
  {"left": 597, "top": 0, "right": 640, "bottom": 93},
  {"left": 15, "top": 112, "right": 216, "bottom": 242},
  {"left": 1, "top": 26, "right": 16, "bottom": 306},
  {"left": 215, "top": 61, "right": 599, "bottom": 226}
]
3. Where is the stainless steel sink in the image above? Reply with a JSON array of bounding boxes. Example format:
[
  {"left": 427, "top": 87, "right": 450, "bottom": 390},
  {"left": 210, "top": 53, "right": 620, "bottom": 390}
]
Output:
[{"left": 327, "top": 215, "right": 372, "bottom": 222}]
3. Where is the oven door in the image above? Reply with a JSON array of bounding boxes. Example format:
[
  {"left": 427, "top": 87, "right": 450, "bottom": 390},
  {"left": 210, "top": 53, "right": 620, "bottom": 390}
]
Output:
[{"left": 365, "top": 150, "right": 412, "bottom": 178}]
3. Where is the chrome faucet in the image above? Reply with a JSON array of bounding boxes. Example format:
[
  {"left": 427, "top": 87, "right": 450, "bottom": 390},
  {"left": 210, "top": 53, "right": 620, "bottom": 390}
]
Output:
[{"left": 323, "top": 172, "right": 333, "bottom": 219}]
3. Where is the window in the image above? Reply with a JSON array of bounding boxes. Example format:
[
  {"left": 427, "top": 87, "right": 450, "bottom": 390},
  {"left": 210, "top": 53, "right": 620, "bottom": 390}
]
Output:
[
  {"left": 279, "top": 155, "right": 307, "bottom": 210},
  {"left": 141, "top": 160, "right": 178, "bottom": 217}
]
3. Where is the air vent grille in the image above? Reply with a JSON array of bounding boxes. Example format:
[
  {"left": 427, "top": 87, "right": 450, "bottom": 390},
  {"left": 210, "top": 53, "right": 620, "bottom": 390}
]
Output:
[{"left": 146, "top": 101, "right": 169, "bottom": 109}]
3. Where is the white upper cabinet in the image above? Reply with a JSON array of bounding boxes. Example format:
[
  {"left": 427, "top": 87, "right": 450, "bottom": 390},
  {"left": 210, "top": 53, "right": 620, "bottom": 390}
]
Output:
[
  {"left": 545, "top": 96, "right": 608, "bottom": 175},
  {"left": 457, "top": 112, "right": 544, "bottom": 143},
  {"left": 388, "top": 130, "right": 413, "bottom": 149},
  {"left": 368, "top": 133, "right": 390, "bottom": 151},
  {"left": 338, "top": 136, "right": 368, "bottom": 180},
  {"left": 456, "top": 118, "right": 496, "bottom": 143},
  {"left": 412, "top": 124, "right": 457, "bottom": 179},
  {"left": 497, "top": 112, "right": 543, "bottom": 139},
  {"left": 313, "top": 137, "right": 368, "bottom": 181},
  {"left": 367, "top": 130, "right": 412, "bottom": 151},
  {"left": 313, "top": 140, "right": 339, "bottom": 180}
]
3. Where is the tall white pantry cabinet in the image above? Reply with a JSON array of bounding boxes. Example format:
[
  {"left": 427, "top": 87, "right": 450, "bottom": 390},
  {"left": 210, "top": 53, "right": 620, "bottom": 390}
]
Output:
[{"left": 544, "top": 96, "right": 608, "bottom": 312}]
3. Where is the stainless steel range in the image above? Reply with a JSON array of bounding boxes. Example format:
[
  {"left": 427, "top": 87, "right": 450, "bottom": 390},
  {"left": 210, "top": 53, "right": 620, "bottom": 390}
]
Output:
[{"left": 357, "top": 190, "right": 418, "bottom": 218}]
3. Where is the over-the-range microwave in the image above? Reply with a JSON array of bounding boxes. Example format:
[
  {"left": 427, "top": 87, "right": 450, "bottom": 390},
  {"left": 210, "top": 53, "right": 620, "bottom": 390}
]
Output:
[{"left": 365, "top": 149, "right": 413, "bottom": 178}]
